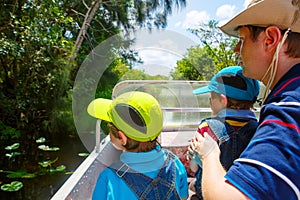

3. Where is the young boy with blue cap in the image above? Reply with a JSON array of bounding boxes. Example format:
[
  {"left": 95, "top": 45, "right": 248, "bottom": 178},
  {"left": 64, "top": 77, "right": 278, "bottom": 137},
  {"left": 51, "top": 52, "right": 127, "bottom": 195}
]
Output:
[
  {"left": 87, "top": 91, "right": 189, "bottom": 200},
  {"left": 188, "top": 66, "right": 260, "bottom": 199}
]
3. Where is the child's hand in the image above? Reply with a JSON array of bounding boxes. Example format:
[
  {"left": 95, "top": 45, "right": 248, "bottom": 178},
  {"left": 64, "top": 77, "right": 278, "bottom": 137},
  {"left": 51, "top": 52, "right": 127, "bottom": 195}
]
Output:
[
  {"left": 190, "top": 132, "right": 219, "bottom": 160},
  {"left": 189, "top": 159, "right": 200, "bottom": 172},
  {"left": 187, "top": 145, "right": 195, "bottom": 161},
  {"left": 187, "top": 141, "right": 202, "bottom": 167}
]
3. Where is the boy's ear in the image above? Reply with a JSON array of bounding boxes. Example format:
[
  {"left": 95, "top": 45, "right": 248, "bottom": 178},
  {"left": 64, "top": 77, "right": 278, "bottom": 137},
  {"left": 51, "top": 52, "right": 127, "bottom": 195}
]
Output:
[
  {"left": 118, "top": 130, "right": 127, "bottom": 146},
  {"left": 220, "top": 94, "right": 228, "bottom": 107}
]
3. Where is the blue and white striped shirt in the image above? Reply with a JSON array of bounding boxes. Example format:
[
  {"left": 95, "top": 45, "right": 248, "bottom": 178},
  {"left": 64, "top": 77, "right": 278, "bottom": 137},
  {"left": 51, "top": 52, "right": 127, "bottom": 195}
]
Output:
[{"left": 226, "top": 63, "right": 300, "bottom": 200}]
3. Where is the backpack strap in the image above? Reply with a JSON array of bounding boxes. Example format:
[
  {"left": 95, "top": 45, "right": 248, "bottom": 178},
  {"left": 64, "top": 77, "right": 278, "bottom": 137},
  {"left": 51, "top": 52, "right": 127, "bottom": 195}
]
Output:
[
  {"left": 140, "top": 151, "right": 180, "bottom": 200},
  {"left": 206, "top": 118, "right": 258, "bottom": 145},
  {"left": 109, "top": 150, "right": 180, "bottom": 200},
  {"left": 109, "top": 161, "right": 152, "bottom": 198},
  {"left": 205, "top": 118, "right": 234, "bottom": 145},
  {"left": 234, "top": 119, "right": 258, "bottom": 136},
  {"left": 206, "top": 117, "right": 258, "bottom": 170}
]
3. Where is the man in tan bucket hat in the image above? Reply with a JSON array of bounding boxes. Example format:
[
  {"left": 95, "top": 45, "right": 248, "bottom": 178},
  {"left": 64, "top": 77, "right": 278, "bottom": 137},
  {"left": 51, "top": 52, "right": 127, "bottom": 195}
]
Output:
[{"left": 189, "top": 0, "right": 300, "bottom": 199}]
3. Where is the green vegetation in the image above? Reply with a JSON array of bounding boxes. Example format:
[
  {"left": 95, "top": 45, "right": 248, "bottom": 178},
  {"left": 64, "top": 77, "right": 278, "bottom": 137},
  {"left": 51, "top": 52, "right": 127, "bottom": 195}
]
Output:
[
  {"left": 0, "top": 0, "right": 187, "bottom": 140},
  {"left": 171, "top": 20, "right": 238, "bottom": 81},
  {"left": 171, "top": 45, "right": 214, "bottom": 80},
  {"left": 0, "top": 0, "right": 189, "bottom": 196},
  {"left": 1, "top": 181, "right": 23, "bottom": 192},
  {"left": 0, "top": 137, "right": 70, "bottom": 192},
  {"left": 0, "top": 1, "right": 238, "bottom": 197}
]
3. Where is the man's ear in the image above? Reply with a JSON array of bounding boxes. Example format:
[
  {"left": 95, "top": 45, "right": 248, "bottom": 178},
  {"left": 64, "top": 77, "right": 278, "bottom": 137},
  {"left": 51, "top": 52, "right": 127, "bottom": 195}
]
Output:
[
  {"left": 118, "top": 130, "right": 127, "bottom": 146},
  {"left": 264, "top": 26, "right": 282, "bottom": 51}
]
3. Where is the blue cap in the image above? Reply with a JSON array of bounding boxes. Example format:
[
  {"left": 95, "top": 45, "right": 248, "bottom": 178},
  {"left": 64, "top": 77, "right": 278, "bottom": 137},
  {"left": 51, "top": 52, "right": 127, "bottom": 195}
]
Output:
[{"left": 193, "top": 66, "right": 259, "bottom": 102}]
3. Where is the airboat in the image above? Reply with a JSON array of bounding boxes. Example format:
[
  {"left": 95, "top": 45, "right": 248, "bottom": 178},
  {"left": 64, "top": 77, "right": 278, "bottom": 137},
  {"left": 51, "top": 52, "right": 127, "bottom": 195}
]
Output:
[{"left": 51, "top": 80, "right": 260, "bottom": 200}]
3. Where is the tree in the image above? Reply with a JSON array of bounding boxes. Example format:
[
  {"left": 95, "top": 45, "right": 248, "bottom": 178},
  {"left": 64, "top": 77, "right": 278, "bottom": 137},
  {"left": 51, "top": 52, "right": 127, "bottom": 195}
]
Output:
[
  {"left": 0, "top": 0, "right": 189, "bottom": 197},
  {"left": 171, "top": 45, "right": 214, "bottom": 80},
  {"left": 0, "top": 0, "right": 75, "bottom": 138},
  {"left": 68, "top": 0, "right": 188, "bottom": 84},
  {"left": 96, "top": 57, "right": 169, "bottom": 99},
  {"left": 0, "top": 0, "right": 188, "bottom": 137},
  {"left": 72, "top": 0, "right": 187, "bottom": 54},
  {"left": 189, "top": 20, "right": 239, "bottom": 71},
  {"left": 171, "top": 20, "right": 239, "bottom": 81}
]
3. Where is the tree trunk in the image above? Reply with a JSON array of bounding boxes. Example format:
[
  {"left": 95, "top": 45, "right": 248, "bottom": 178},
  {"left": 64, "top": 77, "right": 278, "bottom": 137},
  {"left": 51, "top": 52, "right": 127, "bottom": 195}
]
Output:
[{"left": 73, "top": 0, "right": 103, "bottom": 56}]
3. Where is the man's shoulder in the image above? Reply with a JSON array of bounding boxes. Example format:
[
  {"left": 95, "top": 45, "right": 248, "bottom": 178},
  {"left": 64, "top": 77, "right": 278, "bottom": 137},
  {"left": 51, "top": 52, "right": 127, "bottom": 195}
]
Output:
[{"left": 272, "top": 64, "right": 300, "bottom": 97}]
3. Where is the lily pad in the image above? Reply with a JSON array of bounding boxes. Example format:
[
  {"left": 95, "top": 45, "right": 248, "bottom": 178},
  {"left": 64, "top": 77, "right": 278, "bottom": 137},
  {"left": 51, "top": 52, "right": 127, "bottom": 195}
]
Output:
[
  {"left": 5, "top": 152, "right": 21, "bottom": 158},
  {"left": 78, "top": 153, "right": 89, "bottom": 157},
  {"left": 20, "top": 173, "right": 36, "bottom": 178},
  {"left": 36, "top": 137, "right": 46, "bottom": 143},
  {"left": 1, "top": 181, "right": 23, "bottom": 192},
  {"left": 55, "top": 165, "right": 66, "bottom": 172},
  {"left": 49, "top": 165, "right": 66, "bottom": 173},
  {"left": 5, "top": 143, "right": 20, "bottom": 150},
  {"left": 38, "top": 158, "right": 58, "bottom": 168},
  {"left": 38, "top": 145, "right": 60, "bottom": 151},
  {"left": 6, "top": 170, "right": 35, "bottom": 179}
]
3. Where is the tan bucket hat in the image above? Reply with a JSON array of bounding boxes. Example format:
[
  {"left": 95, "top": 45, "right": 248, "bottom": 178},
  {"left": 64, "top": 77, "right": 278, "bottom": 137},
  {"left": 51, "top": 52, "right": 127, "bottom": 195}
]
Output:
[{"left": 220, "top": 0, "right": 300, "bottom": 37}]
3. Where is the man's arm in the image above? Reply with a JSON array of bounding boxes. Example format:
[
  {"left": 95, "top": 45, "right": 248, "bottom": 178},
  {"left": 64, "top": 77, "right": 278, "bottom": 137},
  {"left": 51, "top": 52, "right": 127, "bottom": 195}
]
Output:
[{"left": 192, "top": 133, "right": 250, "bottom": 200}]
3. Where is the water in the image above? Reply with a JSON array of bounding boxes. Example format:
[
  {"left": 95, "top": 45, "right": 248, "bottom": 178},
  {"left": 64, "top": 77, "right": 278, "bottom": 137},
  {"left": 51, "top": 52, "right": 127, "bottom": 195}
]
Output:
[{"left": 0, "top": 134, "right": 87, "bottom": 200}]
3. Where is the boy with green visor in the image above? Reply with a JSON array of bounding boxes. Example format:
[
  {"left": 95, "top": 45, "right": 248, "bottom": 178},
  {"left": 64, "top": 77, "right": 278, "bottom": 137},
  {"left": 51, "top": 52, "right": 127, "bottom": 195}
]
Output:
[{"left": 88, "top": 91, "right": 188, "bottom": 200}]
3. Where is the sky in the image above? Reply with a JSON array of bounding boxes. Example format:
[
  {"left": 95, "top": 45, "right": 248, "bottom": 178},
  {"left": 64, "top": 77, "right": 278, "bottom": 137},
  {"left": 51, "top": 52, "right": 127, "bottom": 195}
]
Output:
[
  {"left": 167, "top": 0, "right": 251, "bottom": 37},
  {"left": 131, "top": 0, "right": 252, "bottom": 77}
]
